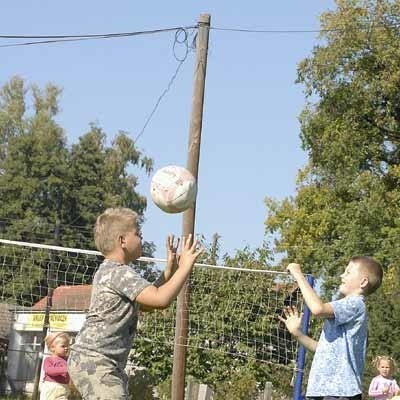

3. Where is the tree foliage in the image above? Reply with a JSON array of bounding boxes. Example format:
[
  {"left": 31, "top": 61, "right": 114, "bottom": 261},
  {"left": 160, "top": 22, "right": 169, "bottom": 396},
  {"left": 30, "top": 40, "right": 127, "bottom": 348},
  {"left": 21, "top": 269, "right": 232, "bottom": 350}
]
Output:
[
  {"left": 264, "top": 0, "right": 400, "bottom": 393},
  {"left": 0, "top": 76, "right": 154, "bottom": 303}
]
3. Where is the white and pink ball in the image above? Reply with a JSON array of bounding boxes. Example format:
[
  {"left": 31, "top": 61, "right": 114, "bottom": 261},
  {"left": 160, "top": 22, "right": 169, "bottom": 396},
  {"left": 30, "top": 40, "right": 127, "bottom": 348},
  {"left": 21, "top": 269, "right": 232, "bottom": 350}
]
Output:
[{"left": 150, "top": 165, "right": 197, "bottom": 213}]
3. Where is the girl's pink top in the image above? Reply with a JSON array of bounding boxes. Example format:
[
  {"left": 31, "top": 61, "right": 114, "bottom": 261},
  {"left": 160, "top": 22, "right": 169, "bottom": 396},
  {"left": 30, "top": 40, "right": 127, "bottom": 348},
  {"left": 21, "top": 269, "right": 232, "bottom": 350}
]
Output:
[
  {"left": 43, "top": 355, "right": 70, "bottom": 385},
  {"left": 369, "top": 375, "right": 400, "bottom": 400}
]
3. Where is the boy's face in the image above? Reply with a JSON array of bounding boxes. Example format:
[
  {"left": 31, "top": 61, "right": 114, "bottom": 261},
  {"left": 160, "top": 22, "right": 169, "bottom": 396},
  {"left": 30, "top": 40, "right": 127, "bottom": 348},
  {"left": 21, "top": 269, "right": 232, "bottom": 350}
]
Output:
[
  {"left": 339, "top": 261, "right": 368, "bottom": 296},
  {"left": 121, "top": 224, "right": 142, "bottom": 262}
]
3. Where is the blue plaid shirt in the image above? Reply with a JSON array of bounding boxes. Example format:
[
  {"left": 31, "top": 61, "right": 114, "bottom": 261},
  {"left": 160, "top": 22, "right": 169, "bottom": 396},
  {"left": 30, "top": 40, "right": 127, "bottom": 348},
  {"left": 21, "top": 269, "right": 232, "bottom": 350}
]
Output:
[{"left": 306, "top": 295, "right": 367, "bottom": 397}]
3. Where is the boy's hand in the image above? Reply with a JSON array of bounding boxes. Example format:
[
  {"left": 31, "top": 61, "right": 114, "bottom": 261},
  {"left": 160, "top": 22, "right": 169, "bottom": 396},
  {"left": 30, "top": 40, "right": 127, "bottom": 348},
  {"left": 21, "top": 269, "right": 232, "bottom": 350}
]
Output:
[
  {"left": 165, "top": 235, "right": 180, "bottom": 281},
  {"left": 286, "top": 263, "right": 302, "bottom": 277},
  {"left": 179, "top": 234, "right": 204, "bottom": 270},
  {"left": 278, "top": 306, "right": 303, "bottom": 337}
]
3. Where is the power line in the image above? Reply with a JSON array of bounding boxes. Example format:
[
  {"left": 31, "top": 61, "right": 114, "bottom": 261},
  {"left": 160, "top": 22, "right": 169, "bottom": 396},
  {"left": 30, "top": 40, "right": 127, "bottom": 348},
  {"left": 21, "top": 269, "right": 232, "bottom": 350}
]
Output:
[
  {"left": 211, "top": 20, "right": 400, "bottom": 34},
  {"left": 134, "top": 28, "right": 195, "bottom": 144},
  {"left": 0, "top": 27, "right": 195, "bottom": 39},
  {"left": 211, "top": 27, "right": 334, "bottom": 34},
  {"left": 2, "top": 20, "right": 400, "bottom": 49},
  {"left": 0, "top": 26, "right": 197, "bottom": 48},
  {"left": 0, "top": 24, "right": 195, "bottom": 144}
]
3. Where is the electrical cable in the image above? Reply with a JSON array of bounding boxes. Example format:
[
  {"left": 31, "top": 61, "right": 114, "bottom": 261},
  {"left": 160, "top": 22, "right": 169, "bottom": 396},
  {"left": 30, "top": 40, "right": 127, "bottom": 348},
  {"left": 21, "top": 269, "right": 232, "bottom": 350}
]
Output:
[{"left": 0, "top": 26, "right": 197, "bottom": 48}]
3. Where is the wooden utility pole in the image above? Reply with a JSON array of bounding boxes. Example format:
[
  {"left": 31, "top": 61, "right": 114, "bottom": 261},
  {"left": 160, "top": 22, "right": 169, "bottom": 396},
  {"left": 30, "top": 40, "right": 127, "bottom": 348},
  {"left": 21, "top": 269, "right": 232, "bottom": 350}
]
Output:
[{"left": 171, "top": 13, "right": 211, "bottom": 400}]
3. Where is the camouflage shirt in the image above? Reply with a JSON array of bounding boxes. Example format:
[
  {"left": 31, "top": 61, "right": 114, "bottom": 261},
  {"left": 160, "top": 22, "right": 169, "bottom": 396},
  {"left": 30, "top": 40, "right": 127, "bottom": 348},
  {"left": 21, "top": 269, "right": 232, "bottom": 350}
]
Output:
[{"left": 71, "top": 259, "right": 150, "bottom": 369}]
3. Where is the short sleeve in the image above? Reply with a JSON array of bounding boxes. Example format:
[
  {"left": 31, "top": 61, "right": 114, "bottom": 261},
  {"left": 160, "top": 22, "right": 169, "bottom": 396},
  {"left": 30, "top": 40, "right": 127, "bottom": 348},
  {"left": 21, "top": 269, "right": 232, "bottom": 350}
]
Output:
[
  {"left": 107, "top": 265, "right": 151, "bottom": 302},
  {"left": 330, "top": 296, "right": 365, "bottom": 326}
]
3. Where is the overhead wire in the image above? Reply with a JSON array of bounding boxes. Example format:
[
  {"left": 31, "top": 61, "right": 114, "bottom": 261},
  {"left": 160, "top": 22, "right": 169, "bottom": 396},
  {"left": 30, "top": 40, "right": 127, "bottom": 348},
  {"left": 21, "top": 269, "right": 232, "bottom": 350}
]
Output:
[
  {"left": 0, "top": 24, "right": 196, "bottom": 144},
  {"left": 2, "top": 19, "right": 400, "bottom": 49},
  {"left": 0, "top": 26, "right": 197, "bottom": 48},
  {"left": 210, "top": 21, "right": 400, "bottom": 34},
  {"left": 1, "top": 20, "right": 399, "bottom": 49},
  {"left": 210, "top": 27, "right": 337, "bottom": 34},
  {"left": 133, "top": 27, "right": 195, "bottom": 143}
]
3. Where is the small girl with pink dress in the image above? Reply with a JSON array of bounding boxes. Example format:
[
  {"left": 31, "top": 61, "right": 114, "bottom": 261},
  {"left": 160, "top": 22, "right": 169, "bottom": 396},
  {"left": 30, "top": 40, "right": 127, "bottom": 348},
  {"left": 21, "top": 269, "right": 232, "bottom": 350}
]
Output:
[
  {"left": 40, "top": 332, "right": 70, "bottom": 400},
  {"left": 369, "top": 356, "right": 400, "bottom": 400}
]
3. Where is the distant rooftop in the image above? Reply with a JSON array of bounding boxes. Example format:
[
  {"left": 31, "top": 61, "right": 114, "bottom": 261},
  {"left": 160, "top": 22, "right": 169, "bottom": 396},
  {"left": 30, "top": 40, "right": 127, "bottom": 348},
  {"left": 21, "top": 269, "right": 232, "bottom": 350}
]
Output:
[{"left": 32, "top": 285, "right": 92, "bottom": 312}]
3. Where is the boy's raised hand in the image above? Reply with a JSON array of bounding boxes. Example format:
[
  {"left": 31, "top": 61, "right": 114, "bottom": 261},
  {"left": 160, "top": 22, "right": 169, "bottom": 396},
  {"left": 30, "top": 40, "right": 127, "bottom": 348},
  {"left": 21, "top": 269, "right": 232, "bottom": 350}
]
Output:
[
  {"left": 286, "top": 263, "right": 302, "bottom": 277},
  {"left": 278, "top": 306, "right": 303, "bottom": 337},
  {"left": 179, "top": 234, "right": 204, "bottom": 270},
  {"left": 165, "top": 235, "right": 180, "bottom": 281}
]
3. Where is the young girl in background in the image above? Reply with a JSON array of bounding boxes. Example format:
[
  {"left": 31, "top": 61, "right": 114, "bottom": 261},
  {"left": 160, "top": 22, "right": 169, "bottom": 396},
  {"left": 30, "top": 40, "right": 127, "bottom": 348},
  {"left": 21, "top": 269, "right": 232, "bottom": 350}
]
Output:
[
  {"left": 40, "top": 332, "right": 70, "bottom": 400},
  {"left": 369, "top": 356, "right": 400, "bottom": 400}
]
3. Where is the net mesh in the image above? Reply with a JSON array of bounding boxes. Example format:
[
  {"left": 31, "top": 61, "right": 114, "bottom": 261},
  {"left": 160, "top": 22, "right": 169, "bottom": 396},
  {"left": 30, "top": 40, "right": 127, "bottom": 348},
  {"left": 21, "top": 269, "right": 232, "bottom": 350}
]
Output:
[{"left": 0, "top": 239, "right": 304, "bottom": 369}]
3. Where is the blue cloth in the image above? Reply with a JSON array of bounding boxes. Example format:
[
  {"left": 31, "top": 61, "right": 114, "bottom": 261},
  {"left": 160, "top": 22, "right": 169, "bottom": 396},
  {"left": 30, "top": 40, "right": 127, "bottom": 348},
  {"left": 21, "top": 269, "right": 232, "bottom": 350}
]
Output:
[{"left": 306, "top": 295, "right": 367, "bottom": 397}]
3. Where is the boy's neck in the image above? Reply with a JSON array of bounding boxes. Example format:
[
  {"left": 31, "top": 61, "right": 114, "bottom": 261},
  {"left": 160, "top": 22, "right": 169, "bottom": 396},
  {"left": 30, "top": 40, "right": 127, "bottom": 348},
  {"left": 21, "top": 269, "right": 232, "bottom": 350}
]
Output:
[
  {"left": 344, "top": 289, "right": 365, "bottom": 297},
  {"left": 344, "top": 294, "right": 364, "bottom": 298},
  {"left": 104, "top": 249, "right": 136, "bottom": 265},
  {"left": 104, "top": 250, "right": 126, "bottom": 264}
]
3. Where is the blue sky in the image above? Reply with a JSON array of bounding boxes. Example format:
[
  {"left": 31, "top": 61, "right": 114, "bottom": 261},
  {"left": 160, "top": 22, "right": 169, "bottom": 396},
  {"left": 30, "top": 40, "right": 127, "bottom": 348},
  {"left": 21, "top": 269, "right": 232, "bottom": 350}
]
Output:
[{"left": 2, "top": 1, "right": 335, "bottom": 258}]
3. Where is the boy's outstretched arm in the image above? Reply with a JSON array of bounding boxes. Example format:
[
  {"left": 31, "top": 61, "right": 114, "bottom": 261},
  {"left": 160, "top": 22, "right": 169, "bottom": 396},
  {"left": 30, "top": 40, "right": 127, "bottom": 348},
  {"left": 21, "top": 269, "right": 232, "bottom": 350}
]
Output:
[
  {"left": 278, "top": 306, "right": 318, "bottom": 352},
  {"left": 151, "top": 235, "right": 180, "bottom": 290},
  {"left": 137, "top": 235, "right": 203, "bottom": 310},
  {"left": 140, "top": 235, "right": 180, "bottom": 311},
  {"left": 163, "top": 235, "right": 180, "bottom": 281},
  {"left": 287, "top": 263, "right": 334, "bottom": 318}
]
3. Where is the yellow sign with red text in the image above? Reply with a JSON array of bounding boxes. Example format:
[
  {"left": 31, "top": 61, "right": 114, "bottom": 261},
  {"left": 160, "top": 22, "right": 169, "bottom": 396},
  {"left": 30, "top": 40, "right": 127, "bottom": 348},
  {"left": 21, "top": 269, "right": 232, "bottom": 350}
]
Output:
[{"left": 27, "top": 313, "right": 69, "bottom": 330}]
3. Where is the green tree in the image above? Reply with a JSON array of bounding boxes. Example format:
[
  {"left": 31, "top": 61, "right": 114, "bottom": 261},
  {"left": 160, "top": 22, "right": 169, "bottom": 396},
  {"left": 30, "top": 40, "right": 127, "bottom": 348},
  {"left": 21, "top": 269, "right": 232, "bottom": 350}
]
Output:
[
  {"left": 0, "top": 80, "right": 68, "bottom": 242},
  {"left": 0, "top": 77, "right": 26, "bottom": 163},
  {"left": 264, "top": 0, "right": 400, "bottom": 394},
  {"left": 64, "top": 124, "right": 152, "bottom": 249},
  {"left": 0, "top": 76, "right": 153, "bottom": 304}
]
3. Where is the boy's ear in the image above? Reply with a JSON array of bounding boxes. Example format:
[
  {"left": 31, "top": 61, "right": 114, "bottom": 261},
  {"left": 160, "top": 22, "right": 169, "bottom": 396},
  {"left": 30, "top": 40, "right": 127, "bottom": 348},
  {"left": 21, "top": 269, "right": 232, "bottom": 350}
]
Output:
[
  {"left": 119, "top": 235, "right": 126, "bottom": 248},
  {"left": 360, "top": 276, "right": 369, "bottom": 290}
]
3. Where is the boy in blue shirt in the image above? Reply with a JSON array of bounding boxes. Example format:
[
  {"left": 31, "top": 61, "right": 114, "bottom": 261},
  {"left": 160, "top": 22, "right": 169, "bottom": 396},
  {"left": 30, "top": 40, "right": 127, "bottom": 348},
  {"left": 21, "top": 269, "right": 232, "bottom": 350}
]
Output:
[{"left": 279, "top": 256, "right": 383, "bottom": 400}]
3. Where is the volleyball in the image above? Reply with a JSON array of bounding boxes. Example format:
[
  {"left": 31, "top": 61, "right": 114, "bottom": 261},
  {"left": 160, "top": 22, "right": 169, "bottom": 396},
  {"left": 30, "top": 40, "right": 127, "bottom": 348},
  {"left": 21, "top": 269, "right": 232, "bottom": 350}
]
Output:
[{"left": 150, "top": 165, "right": 197, "bottom": 213}]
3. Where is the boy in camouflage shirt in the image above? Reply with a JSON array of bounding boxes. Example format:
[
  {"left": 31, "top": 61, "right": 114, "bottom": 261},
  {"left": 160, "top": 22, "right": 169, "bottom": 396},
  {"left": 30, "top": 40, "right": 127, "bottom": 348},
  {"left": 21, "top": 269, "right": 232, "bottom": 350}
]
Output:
[{"left": 68, "top": 207, "right": 203, "bottom": 399}]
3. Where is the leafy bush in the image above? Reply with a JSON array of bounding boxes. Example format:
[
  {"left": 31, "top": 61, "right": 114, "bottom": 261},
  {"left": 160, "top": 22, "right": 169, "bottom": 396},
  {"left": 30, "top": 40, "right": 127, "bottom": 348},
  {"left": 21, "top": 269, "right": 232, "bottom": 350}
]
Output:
[{"left": 214, "top": 369, "right": 258, "bottom": 400}]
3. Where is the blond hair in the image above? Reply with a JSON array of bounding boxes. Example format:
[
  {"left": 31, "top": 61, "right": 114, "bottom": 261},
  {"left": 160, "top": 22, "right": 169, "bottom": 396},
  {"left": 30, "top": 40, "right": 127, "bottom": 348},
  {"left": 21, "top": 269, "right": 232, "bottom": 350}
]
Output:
[
  {"left": 94, "top": 208, "right": 139, "bottom": 255},
  {"left": 372, "top": 355, "right": 396, "bottom": 374},
  {"left": 351, "top": 256, "right": 383, "bottom": 296},
  {"left": 45, "top": 332, "right": 70, "bottom": 350}
]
